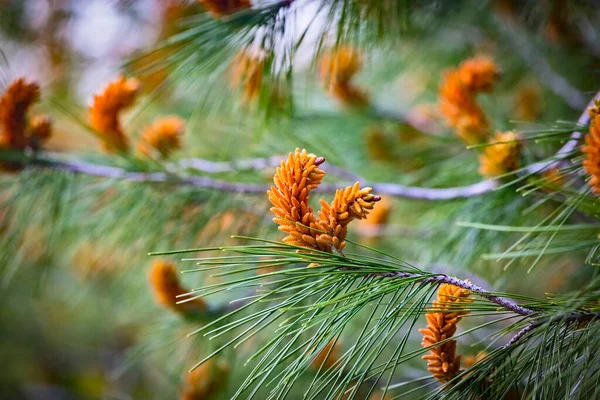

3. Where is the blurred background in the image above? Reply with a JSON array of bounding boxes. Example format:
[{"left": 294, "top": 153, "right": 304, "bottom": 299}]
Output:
[{"left": 1, "top": 0, "right": 599, "bottom": 399}]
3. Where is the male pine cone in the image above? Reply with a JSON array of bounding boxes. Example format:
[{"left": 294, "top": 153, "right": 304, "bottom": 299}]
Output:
[
  {"left": 268, "top": 148, "right": 380, "bottom": 254},
  {"left": 419, "top": 283, "right": 472, "bottom": 384}
]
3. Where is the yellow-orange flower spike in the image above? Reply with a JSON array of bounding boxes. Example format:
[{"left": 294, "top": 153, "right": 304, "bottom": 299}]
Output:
[
  {"left": 358, "top": 195, "right": 392, "bottom": 228},
  {"left": 231, "top": 51, "right": 264, "bottom": 104},
  {"left": 148, "top": 259, "right": 207, "bottom": 316},
  {"left": 138, "top": 116, "right": 185, "bottom": 158},
  {"left": 320, "top": 47, "right": 362, "bottom": 87},
  {"left": 0, "top": 78, "right": 40, "bottom": 150},
  {"left": 313, "top": 183, "right": 380, "bottom": 252},
  {"left": 319, "top": 47, "right": 369, "bottom": 108},
  {"left": 268, "top": 148, "right": 326, "bottom": 249},
  {"left": 198, "top": 0, "right": 250, "bottom": 17},
  {"left": 181, "top": 359, "right": 229, "bottom": 400},
  {"left": 28, "top": 115, "right": 53, "bottom": 150},
  {"left": 357, "top": 196, "right": 392, "bottom": 245},
  {"left": 583, "top": 102, "right": 600, "bottom": 194},
  {"left": 268, "top": 149, "right": 381, "bottom": 254},
  {"left": 478, "top": 131, "right": 521, "bottom": 178},
  {"left": 439, "top": 70, "right": 489, "bottom": 144},
  {"left": 89, "top": 76, "right": 140, "bottom": 153},
  {"left": 419, "top": 283, "right": 472, "bottom": 384},
  {"left": 439, "top": 57, "right": 500, "bottom": 144},
  {"left": 456, "top": 56, "right": 500, "bottom": 93}
]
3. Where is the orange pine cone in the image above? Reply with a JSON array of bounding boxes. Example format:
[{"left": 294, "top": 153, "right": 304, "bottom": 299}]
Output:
[
  {"left": 0, "top": 78, "right": 41, "bottom": 150},
  {"left": 583, "top": 101, "right": 600, "bottom": 194},
  {"left": 28, "top": 115, "right": 53, "bottom": 150},
  {"left": 231, "top": 51, "right": 264, "bottom": 104},
  {"left": 313, "top": 182, "right": 380, "bottom": 252},
  {"left": 138, "top": 116, "right": 185, "bottom": 158},
  {"left": 268, "top": 148, "right": 380, "bottom": 254},
  {"left": 456, "top": 56, "right": 500, "bottom": 93},
  {"left": 419, "top": 283, "right": 472, "bottom": 384},
  {"left": 89, "top": 76, "right": 140, "bottom": 153},
  {"left": 439, "top": 57, "right": 500, "bottom": 144},
  {"left": 198, "top": 0, "right": 250, "bottom": 17},
  {"left": 149, "top": 259, "right": 208, "bottom": 316},
  {"left": 319, "top": 47, "right": 369, "bottom": 108},
  {"left": 267, "top": 148, "right": 326, "bottom": 249},
  {"left": 478, "top": 131, "right": 521, "bottom": 178}
]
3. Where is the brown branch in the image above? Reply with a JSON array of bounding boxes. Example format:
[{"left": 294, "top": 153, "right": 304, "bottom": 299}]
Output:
[
  {"left": 17, "top": 155, "right": 499, "bottom": 200},
  {"left": 371, "top": 271, "right": 535, "bottom": 316},
  {"left": 176, "top": 155, "right": 363, "bottom": 182},
  {"left": 524, "top": 91, "right": 600, "bottom": 175}
]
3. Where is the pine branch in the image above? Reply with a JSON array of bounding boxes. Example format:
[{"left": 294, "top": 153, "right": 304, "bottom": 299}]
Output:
[
  {"left": 503, "top": 322, "right": 537, "bottom": 348},
  {"left": 504, "top": 309, "right": 600, "bottom": 349},
  {"left": 524, "top": 90, "right": 599, "bottom": 175},
  {"left": 1, "top": 153, "right": 500, "bottom": 200},
  {"left": 156, "top": 239, "right": 600, "bottom": 399},
  {"left": 371, "top": 180, "right": 498, "bottom": 200},
  {"left": 349, "top": 269, "right": 534, "bottom": 316},
  {"left": 176, "top": 155, "right": 364, "bottom": 182},
  {"left": 371, "top": 271, "right": 599, "bottom": 322}
]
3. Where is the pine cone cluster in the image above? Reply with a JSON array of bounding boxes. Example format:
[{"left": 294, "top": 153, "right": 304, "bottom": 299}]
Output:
[{"left": 268, "top": 148, "right": 380, "bottom": 254}]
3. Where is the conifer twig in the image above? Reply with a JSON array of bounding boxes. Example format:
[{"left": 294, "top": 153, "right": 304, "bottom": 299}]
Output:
[
  {"left": 370, "top": 179, "right": 499, "bottom": 200},
  {"left": 20, "top": 155, "right": 500, "bottom": 199},
  {"left": 503, "top": 322, "right": 537, "bottom": 348},
  {"left": 176, "top": 155, "right": 363, "bottom": 182},
  {"left": 525, "top": 91, "right": 600, "bottom": 175},
  {"left": 503, "top": 309, "right": 600, "bottom": 349},
  {"left": 370, "top": 271, "right": 535, "bottom": 316}
]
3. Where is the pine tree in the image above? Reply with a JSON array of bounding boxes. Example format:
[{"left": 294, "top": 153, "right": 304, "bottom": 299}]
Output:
[{"left": 1, "top": 1, "right": 599, "bottom": 399}]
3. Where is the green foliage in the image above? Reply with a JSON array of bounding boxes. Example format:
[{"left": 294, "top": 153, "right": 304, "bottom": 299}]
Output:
[{"left": 2, "top": 1, "right": 600, "bottom": 399}]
